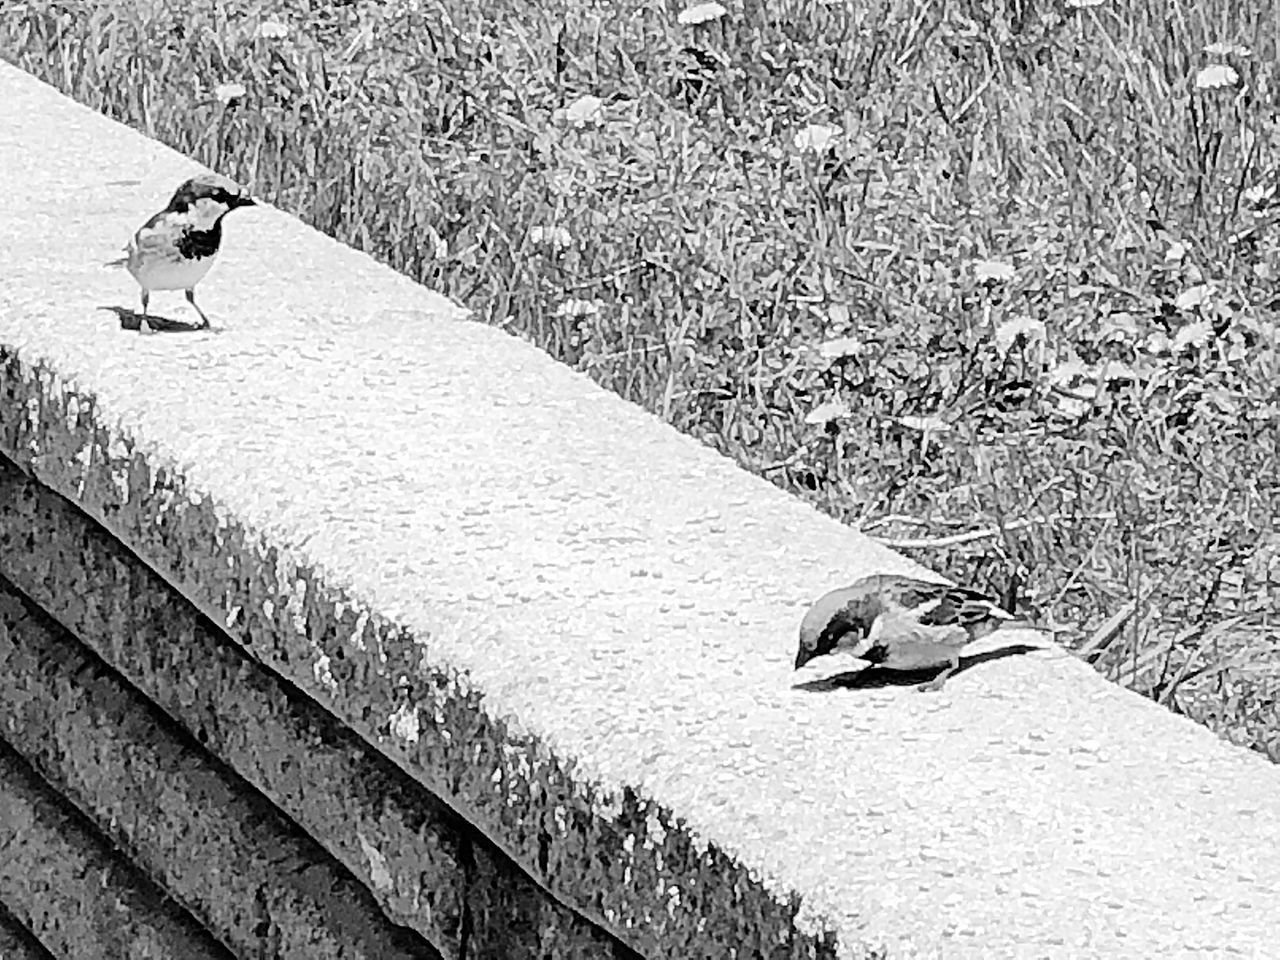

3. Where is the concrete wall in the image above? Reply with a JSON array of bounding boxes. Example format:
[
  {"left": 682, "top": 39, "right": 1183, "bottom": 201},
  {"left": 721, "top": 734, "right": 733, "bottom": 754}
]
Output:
[
  {"left": 0, "top": 457, "right": 629, "bottom": 959},
  {"left": 4, "top": 61, "right": 1280, "bottom": 959}
]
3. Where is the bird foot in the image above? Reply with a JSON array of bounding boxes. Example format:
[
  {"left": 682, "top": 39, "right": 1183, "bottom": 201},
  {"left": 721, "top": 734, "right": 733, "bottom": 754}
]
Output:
[{"left": 917, "top": 664, "right": 958, "bottom": 693}]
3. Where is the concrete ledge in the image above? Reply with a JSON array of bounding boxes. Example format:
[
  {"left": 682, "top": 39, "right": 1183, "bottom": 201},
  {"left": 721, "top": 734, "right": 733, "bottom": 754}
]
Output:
[
  {"left": 5, "top": 61, "right": 1280, "bottom": 958},
  {"left": 0, "top": 739, "right": 232, "bottom": 960}
]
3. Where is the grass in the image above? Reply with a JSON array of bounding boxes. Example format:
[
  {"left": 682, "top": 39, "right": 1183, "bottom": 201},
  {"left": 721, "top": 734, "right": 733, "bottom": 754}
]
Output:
[{"left": 2, "top": 0, "right": 1277, "bottom": 756}]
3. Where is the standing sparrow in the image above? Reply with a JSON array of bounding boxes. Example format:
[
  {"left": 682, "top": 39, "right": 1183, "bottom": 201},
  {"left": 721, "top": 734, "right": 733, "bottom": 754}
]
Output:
[
  {"left": 795, "top": 574, "right": 1015, "bottom": 690},
  {"left": 108, "top": 174, "right": 255, "bottom": 329}
]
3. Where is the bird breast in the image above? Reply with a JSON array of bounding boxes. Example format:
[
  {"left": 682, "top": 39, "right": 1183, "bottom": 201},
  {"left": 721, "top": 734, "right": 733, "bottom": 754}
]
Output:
[{"left": 126, "top": 233, "right": 217, "bottom": 291}]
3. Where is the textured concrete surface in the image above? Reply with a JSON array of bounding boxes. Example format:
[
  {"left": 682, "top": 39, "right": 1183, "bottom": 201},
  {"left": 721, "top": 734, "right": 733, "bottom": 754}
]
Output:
[
  {"left": 4, "top": 61, "right": 1280, "bottom": 958},
  {"left": 0, "top": 899, "right": 56, "bottom": 960},
  {"left": 0, "top": 579, "right": 440, "bottom": 960},
  {"left": 0, "top": 739, "right": 233, "bottom": 960},
  {"left": 0, "top": 455, "right": 637, "bottom": 960}
]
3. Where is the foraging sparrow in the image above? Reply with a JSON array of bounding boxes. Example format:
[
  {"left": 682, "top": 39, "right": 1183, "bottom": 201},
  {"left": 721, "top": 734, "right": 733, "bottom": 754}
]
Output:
[
  {"left": 795, "top": 574, "right": 1014, "bottom": 690},
  {"left": 108, "top": 174, "right": 255, "bottom": 329}
]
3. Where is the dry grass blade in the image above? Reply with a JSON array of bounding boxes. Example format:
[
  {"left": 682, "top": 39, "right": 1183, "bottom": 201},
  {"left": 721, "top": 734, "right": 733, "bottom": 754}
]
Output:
[
  {"left": 1112, "top": 623, "right": 1199, "bottom": 690},
  {"left": 1157, "top": 615, "right": 1255, "bottom": 705},
  {"left": 1077, "top": 600, "right": 1136, "bottom": 663},
  {"left": 875, "top": 516, "right": 1046, "bottom": 550}
]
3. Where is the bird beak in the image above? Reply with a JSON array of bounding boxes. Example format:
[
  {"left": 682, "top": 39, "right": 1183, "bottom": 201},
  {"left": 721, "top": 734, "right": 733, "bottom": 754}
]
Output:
[{"left": 794, "top": 647, "right": 815, "bottom": 670}]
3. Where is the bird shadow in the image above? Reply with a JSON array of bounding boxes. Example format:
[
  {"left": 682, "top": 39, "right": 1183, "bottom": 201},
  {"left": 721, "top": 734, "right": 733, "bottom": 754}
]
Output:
[
  {"left": 99, "top": 305, "right": 211, "bottom": 334},
  {"left": 791, "top": 644, "right": 1043, "bottom": 693}
]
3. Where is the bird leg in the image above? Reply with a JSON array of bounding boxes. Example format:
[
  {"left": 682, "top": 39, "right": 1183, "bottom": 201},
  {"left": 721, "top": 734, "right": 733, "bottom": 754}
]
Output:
[
  {"left": 917, "top": 652, "right": 961, "bottom": 693},
  {"left": 185, "top": 289, "right": 211, "bottom": 329},
  {"left": 139, "top": 290, "right": 155, "bottom": 333}
]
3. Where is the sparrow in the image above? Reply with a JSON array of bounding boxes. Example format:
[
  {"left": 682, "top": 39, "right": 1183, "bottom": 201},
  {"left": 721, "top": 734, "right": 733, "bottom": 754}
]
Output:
[
  {"left": 107, "top": 174, "right": 255, "bottom": 329},
  {"left": 795, "top": 573, "right": 1015, "bottom": 691}
]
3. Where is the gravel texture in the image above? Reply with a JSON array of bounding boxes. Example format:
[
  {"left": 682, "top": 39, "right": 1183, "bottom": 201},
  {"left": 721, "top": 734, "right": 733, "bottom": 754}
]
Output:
[{"left": 3, "top": 63, "right": 1280, "bottom": 959}]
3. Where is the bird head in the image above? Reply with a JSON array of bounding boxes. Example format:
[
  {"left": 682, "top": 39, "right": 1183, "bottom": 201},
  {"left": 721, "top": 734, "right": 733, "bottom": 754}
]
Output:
[
  {"left": 795, "top": 585, "right": 880, "bottom": 669},
  {"left": 166, "top": 174, "right": 256, "bottom": 226}
]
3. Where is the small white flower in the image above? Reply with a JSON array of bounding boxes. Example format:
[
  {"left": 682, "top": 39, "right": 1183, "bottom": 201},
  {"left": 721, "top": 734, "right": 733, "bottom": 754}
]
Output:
[
  {"left": 1046, "top": 358, "right": 1091, "bottom": 387},
  {"left": 818, "top": 336, "right": 861, "bottom": 361},
  {"left": 555, "top": 298, "right": 602, "bottom": 318},
  {"left": 1172, "top": 319, "right": 1213, "bottom": 352},
  {"left": 555, "top": 95, "right": 604, "bottom": 126},
  {"left": 1174, "top": 284, "right": 1210, "bottom": 311},
  {"left": 530, "top": 225, "right": 573, "bottom": 249},
  {"left": 825, "top": 302, "right": 850, "bottom": 325},
  {"left": 1100, "top": 312, "right": 1139, "bottom": 342},
  {"left": 1203, "top": 42, "right": 1250, "bottom": 57},
  {"left": 1164, "top": 241, "right": 1187, "bottom": 262},
  {"left": 1243, "top": 183, "right": 1274, "bottom": 208},
  {"left": 677, "top": 2, "right": 727, "bottom": 25},
  {"left": 1195, "top": 64, "right": 1238, "bottom": 89},
  {"left": 993, "top": 315, "right": 1045, "bottom": 359},
  {"left": 1098, "top": 360, "right": 1136, "bottom": 383},
  {"left": 973, "top": 259, "right": 1016, "bottom": 283},
  {"left": 215, "top": 81, "right": 247, "bottom": 104},
  {"left": 894, "top": 414, "right": 950, "bottom": 434},
  {"left": 1054, "top": 393, "right": 1092, "bottom": 419},
  {"left": 793, "top": 123, "right": 841, "bottom": 153},
  {"left": 425, "top": 225, "right": 448, "bottom": 260},
  {"left": 255, "top": 20, "right": 288, "bottom": 40},
  {"left": 805, "top": 399, "right": 852, "bottom": 425}
]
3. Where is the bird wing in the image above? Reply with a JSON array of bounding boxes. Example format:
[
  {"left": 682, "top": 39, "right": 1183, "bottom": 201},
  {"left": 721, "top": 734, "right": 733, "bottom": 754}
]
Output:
[
  {"left": 885, "top": 578, "right": 1008, "bottom": 628},
  {"left": 131, "top": 215, "right": 182, "bottom": 258},
  {"left": 854, "top": 604, "right": 970, "bottom": 661},
  {"left": 866, "top": 633, "right": 967, "bottom": 667},
  {"left": 125, "top": 221, "right": 168, "bottom": 272}
]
